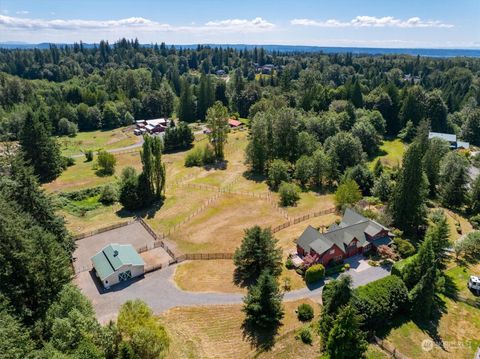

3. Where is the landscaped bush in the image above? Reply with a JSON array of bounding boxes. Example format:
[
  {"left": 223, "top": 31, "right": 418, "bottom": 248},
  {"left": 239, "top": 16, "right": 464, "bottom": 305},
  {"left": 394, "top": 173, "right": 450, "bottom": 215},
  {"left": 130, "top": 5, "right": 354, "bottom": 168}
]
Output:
[
  {"left": 99, "top": 184, "right": 118, "bottom": 204},
  {"left": 305, "top": 264, "right": 325, "bottom": 284},
  {"left": 297, "top": 327, "right": 313, "bottom": 344},
  {"left": 278, "top": 181, "right": 300, "bottom": 207},
  {"left": 352, "top": 275, "right": 409, "bottom": 330},
  {"left": 61, "top": 156, "right": 75, "bottom": 168},
  {"left": 184, "top": 145, "right": 216, "bottom": 167},
  {"left": 297, "top": 303, "right": 314, "bottom": 322},
  {"left": 394, "top": 238, "right": 416, "bottom": 258},
  {"left": 325, "top": 262, "right": 345, "bottom": 276},
  {"left": 285, "top": 258, "right": 294, "bottom": 269},
  {"left": 343, "top": 263, "right": 350, "bottom": 271}
]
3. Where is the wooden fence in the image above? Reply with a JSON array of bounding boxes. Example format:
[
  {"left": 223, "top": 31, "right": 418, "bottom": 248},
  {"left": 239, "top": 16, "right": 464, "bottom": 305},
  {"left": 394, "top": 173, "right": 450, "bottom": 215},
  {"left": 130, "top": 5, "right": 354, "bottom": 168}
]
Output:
[
  {"left": 373, "top": 336, "right": 410, "bottom": 359},
  {"left": 176, "top": 253, "right": 234, "bottom": 262},
  {"left": 73, "top": 220, "right": 135, "bottom": 240},
  {"left": 271, "top": 207, "right": 336, "bottom": 233}
]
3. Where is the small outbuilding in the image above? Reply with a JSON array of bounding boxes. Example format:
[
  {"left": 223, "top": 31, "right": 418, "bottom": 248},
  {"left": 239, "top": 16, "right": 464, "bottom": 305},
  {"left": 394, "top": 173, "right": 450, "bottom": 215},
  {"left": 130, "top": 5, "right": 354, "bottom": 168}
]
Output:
[{"left": 91, "top": 243, "right": 145, "bottom": 288}]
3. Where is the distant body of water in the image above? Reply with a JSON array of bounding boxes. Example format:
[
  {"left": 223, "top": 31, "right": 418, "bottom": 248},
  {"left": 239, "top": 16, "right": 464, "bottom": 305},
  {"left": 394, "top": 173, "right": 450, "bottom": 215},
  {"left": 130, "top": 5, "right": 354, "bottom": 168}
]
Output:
[{"left": 1, "top": 42, "right": 480, "bottom": 58}]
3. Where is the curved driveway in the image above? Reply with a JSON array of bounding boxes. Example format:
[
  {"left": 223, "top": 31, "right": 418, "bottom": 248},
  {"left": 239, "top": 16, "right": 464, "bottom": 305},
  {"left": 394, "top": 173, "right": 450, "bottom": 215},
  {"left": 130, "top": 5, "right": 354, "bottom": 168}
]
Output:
[{"left": 76, "top": 263, "right": 391, "bottom": 324}]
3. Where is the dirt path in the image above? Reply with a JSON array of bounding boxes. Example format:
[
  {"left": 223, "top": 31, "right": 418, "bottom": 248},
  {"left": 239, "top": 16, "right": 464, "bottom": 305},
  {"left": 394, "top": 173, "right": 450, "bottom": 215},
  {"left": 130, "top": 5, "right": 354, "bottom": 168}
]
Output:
[{"left": 70, "top": 135, "right": 145, "bottom": 158}]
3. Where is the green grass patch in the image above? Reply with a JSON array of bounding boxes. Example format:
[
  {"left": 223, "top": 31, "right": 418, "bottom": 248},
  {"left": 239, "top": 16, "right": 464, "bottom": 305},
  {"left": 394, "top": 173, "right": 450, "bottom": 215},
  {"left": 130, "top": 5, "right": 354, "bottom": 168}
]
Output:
[{"left": 369, "top": 139, "right": 406, "bottom": 169}]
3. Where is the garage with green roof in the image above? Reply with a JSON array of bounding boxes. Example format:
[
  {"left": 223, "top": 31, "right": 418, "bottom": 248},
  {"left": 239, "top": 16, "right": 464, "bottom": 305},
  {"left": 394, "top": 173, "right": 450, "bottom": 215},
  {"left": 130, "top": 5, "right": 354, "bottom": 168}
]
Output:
[{"left": 91, "top": 243, "right": 145, "bottom": 288}]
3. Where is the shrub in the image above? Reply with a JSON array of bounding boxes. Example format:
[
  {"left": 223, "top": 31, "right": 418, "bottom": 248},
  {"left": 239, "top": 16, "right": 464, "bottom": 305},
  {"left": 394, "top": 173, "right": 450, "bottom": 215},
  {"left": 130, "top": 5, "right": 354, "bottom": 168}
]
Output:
[
  {"left": 185, "top": 147, "right": 203, "bottom": 167},
  {"left": 297, "top": 327, "right": 313, "bottom": 344},
  {"left": 278, "top": 181, "right": 300, "bottom": 207},
  {"left": 85, "top": 150, "right": 94, "bottom": 162},
  {"left": 470, "top": 214, "right": 480, "bottom": 229},
  {"left": 61, "top": 156, "right": 75, "bottom": 168},
  {"left": 96, "top": 150, "right": 116, "bottom": 175},
  {"left": 305, "top": 264, "right": 325, "bottom": 284},
  {"left": 334, "top": 179, "right": 362, "bottom": 210},
  {"left": 99, "top": 184, "right": 118, "bottom": 204},
  {"left": 297, "top": 303, "right": 314, "bottom": 322},
  {"left": 202, "top": 144, "right": 216, "bottom": 165},
  {"left": 393, "top": 238, "right": 416, "bottom": 258},
  {"left": 352, "top": 275, "right": 409, "bottom": 330},
  {"left": 184, "top": 145, "right": 216, "bottom": 167},
  {"left": 285, "top": 258, "right": 294, "bottom": 269},
  {"left": 343, "top": 263, "right": 350, "bottom": 271}
]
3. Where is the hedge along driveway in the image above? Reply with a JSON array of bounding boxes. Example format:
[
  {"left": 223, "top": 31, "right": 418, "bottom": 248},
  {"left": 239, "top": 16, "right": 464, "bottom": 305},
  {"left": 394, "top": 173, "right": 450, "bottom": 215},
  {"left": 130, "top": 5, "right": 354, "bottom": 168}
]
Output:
[{"left": 75, "top": 262, "right": 391, "bottom": 324}]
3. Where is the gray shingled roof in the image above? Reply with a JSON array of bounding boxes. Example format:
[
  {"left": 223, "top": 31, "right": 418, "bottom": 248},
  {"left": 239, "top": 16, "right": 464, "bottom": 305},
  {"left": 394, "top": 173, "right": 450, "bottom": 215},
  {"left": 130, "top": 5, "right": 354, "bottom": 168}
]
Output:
[{"left": 297, "top": 209, "right": 389, "bottom": 256}]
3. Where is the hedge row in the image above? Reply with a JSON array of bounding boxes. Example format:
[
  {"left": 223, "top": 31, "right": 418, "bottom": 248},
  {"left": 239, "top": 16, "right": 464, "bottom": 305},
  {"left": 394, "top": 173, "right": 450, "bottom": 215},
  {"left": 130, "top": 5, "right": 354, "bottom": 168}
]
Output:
[{"left": 352, "top": 275, "right": 409, "bottom": 331}]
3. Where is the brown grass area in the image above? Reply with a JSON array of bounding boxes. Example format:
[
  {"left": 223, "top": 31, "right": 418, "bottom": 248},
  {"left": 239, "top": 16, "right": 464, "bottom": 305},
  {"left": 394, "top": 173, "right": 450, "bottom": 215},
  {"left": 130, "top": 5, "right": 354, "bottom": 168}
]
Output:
[
  {"left": 384, "top": 298, "right": 480, "bottom": 359},
  {"left": 442, "top": 208, "right": 473, "bottom": 242},
  {"left": 159, "top": 299, "right": 320, "bottom": 359},
  {"left": 284, "top": 193, "right": 336, "bottom": 217},
  {"left": 169, "top": 193, "right": 286, "bottom": 253},
  {"left": 174, "top": 259, "right": 307, "bottom": 293},
  {"left": 174, "top": 260, "right": 244, "bottom": 293}
]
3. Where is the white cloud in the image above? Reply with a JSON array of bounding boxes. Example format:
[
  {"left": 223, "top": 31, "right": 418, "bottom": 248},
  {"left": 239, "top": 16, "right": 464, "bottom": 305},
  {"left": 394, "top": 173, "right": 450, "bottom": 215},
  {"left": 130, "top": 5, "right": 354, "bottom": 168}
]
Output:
[
  {"left": 0, "top": 15, "right": 274, "bottom": 34},
  {"left": 205, "top": 17, "right": 274, "bottom": 30},
  {"left": 291, "top": 16, "right": 453, "bottom": 28},
  {"left": 16, "top": 11, "right": 29, "bottom": 15}
]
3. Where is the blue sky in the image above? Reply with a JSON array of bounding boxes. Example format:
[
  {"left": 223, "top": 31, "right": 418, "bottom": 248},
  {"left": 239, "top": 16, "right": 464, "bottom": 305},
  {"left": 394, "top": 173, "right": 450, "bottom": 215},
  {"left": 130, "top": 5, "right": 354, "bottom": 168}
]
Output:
[{"left": 0, "top": 0, "right": 479, "bottom": 48}]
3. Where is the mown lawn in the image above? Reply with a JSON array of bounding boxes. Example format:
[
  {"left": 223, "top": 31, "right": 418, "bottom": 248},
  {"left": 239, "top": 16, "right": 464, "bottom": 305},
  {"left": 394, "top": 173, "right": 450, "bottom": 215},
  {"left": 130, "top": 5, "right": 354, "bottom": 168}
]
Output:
[
  {"left": 58, "top": 126, "right": 138, "bottom": 156},
  {"left": 369, "top": 139, "right": 406, "bottom": 169}
]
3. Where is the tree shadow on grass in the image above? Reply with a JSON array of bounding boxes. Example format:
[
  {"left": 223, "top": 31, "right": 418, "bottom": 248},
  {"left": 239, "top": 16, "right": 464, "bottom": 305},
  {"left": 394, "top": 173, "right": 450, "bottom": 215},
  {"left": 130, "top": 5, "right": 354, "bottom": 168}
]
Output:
[
  {"left": 115, "top": 199, "right": 165, "bottom": 220},
  {"left": 412, "top": 296, "right": 448, "bottom": 351},
  {"left": 241, "top": 320, "right": 281, "bottom": 352},
  {"left": 204, "top": 160, "right": 229, "bottom": 171},
  {"left": 243, "top": 170, "right": 266, "bottom": 183}
]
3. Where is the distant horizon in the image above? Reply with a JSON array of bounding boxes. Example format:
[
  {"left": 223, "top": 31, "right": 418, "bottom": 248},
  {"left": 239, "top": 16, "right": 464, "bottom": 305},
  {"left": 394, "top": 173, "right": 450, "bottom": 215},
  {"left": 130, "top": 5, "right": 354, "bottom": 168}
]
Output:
[{"left": 1, "top": 40, "right": 479, "bottom": 51}]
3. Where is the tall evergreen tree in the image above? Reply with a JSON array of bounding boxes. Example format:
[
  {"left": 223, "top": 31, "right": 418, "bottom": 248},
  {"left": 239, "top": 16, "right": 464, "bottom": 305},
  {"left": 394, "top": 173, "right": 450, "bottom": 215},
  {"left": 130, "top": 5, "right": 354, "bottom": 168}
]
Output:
[
  {"left": 439, "top": 151, "right": 469, "bottom": 209},
  {"left": 423, "top": 138, "right": 449, "bottom": 198},
  {"left": 325, "top": 305, "right": 368, "bottom": 359},
  {"left": 350, "top": 80, "right": 364, "bottom": 108},
  {"left": 19, "top": 111, "right": 63, "bottom": 182},
  {"left": 242, "top": 270, "right": 284, "bottom": 329},
  {"left": 178, "top": 79, "right": 196, "bottom": 122},
  {"left": 233, "top": 226, "right": 282, "bottom": 285},
  {"left": 390, "top": 142, "right": 428, "bottom": 233}
]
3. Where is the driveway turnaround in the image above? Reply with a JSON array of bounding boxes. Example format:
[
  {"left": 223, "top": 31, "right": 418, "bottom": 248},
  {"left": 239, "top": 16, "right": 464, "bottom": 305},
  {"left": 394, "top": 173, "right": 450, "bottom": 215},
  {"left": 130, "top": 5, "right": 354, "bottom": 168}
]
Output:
[{"left": 76, "top": 263, "right": 391, "bottom": 324}]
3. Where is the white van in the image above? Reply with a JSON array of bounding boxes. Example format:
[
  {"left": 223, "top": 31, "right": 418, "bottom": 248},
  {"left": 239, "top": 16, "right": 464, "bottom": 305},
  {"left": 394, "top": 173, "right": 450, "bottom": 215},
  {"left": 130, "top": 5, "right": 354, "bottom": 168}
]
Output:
[{"left": 468, "top": 276, "right": 480, "bottom": 294}]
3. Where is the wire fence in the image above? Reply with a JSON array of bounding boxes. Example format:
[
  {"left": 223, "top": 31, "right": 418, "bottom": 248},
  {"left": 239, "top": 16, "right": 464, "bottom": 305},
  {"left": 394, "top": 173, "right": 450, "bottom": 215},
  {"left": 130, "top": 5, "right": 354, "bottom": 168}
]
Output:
[{"left": 372, "top": 336, "right": 410, "bottom": 359}]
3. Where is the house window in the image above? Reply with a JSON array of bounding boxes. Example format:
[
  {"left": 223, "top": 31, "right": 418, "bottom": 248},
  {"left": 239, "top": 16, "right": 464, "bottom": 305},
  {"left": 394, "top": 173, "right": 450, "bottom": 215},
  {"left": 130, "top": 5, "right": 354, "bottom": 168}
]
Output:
[{"left": 329, "top": 249, "right": 335, "bottom": 254}]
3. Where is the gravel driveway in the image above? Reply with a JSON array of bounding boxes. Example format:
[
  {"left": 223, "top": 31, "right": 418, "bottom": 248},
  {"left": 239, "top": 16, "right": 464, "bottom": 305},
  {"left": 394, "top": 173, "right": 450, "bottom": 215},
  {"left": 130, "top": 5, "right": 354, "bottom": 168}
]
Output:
[{"left": 76, "top": 263, "right": 391, "bottom": 324}]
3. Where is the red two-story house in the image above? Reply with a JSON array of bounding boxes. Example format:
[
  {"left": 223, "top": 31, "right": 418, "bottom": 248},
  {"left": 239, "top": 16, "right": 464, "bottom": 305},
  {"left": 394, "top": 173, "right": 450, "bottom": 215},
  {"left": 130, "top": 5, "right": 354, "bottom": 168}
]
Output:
[{"left": 296, "top": 208, "right": 393, "bottom": 266}]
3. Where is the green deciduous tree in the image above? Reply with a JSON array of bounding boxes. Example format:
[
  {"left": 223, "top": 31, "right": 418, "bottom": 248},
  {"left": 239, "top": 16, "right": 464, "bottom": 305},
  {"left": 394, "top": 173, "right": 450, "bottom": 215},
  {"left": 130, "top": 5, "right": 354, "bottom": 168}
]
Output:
[
  {"left": 278, "top": 181, "right": 300, "bottom": 207},
  {"left": 334, "top": 179, "right": 362, "bottom": 210},
  {"left": 267, "top": 159, "right": 290, "bottom": 191},
  {"left": 206, "top": 101, "right": 230, "bottom": 160},
  {"left": 96, "top": 150, "right": 116, "bottom": 176},
  {"left": 325, "top": 132, "right": 364, "bottom": 176},
  {"left": 294, "top": 155, "right": 313, "bottom": 188},
  {"left": 117, "top": 300, "right": 169, "bottom": 359}
]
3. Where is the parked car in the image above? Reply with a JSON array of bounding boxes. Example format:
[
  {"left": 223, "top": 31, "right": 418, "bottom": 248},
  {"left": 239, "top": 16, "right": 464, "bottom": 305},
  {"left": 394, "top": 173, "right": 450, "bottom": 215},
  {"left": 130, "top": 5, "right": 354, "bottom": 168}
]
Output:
[{"left": 468, "top": 275, "right": 480, "bottom": 294}]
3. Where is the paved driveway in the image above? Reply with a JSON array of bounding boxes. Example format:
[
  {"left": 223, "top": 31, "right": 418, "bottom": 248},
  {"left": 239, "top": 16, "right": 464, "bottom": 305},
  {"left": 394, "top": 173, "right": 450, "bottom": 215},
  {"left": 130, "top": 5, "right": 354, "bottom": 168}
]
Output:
[
  {"left": 344, "top": 254, "right": 373, "bottom": 272},
  {"left": 76, "top": 263, "right": 391, "bottom": 324}
]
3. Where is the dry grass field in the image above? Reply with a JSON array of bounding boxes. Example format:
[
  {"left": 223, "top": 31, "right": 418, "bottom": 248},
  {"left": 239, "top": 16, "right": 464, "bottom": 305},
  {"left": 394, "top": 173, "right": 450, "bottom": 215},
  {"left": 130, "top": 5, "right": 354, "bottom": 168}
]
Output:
[
  {"left": 159, "top": 299, "right": 321, "bottom": 359},
  {"left": 169, "top": 193, "right": 287, "bottom": 253},
  {"left": 383, "top": 298, "right": 480, "bottom": 359}
]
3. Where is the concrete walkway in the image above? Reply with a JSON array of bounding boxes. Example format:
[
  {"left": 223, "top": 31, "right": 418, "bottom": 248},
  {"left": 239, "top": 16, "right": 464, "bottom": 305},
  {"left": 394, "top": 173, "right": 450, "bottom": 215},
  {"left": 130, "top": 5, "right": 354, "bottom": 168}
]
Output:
[{"left": 76, "top": 263, "right": 391, "bottom": 324}]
